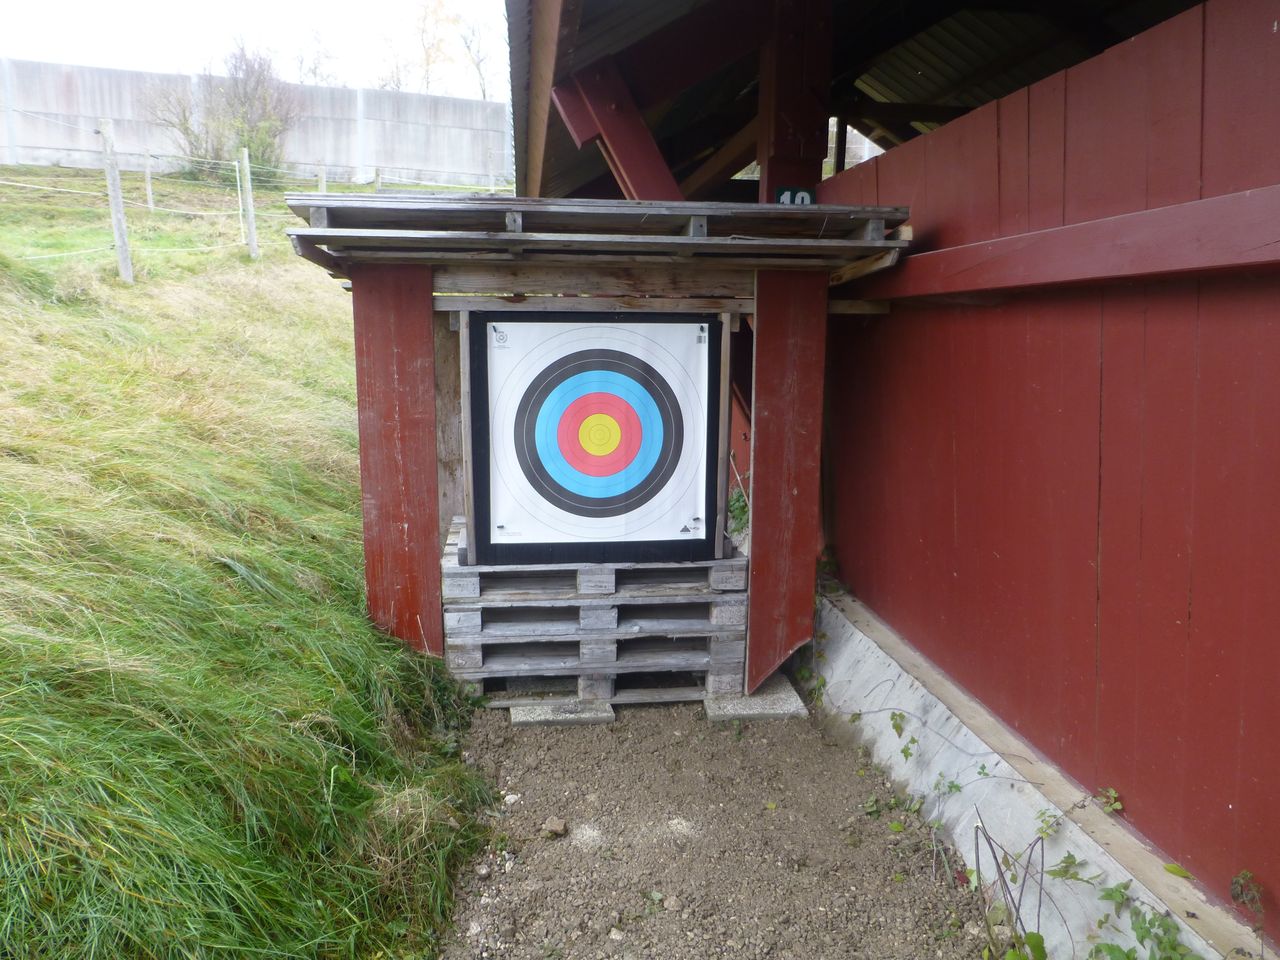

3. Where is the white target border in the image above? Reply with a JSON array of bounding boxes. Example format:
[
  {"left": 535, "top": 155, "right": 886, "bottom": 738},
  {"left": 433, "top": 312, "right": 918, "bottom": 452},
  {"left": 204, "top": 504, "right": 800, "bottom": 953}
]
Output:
[{"left": 485, "top": 319, "right": 711, "bottom": 545}]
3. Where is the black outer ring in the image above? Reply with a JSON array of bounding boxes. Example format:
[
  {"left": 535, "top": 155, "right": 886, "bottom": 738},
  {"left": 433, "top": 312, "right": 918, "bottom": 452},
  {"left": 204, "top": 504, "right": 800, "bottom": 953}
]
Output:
[{"left": 513, "top": 349, "right": 684, "bottom": 518}]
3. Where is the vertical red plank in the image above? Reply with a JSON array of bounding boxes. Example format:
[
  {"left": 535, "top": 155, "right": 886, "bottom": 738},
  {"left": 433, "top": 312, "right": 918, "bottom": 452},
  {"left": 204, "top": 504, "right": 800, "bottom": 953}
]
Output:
[
  {"left": 997, "top": 88, "right": 1030, "bottom": 236},
  {"left": 1027, "top": 73, "right": 1065, "bottom": 231},
  {"left": 349, "top": 264, "right": 443, "bottom": 655},
  {"left": 922, "top": 102, "right": 999, "bottom": 247},
  {"left": 1095, "top": 287, "right": 1150, "bottom": 797},
  {"left": 873, "top": 133, "right": 927, "bottom": 233},
  {"left": 746, "top": 271, "right": 828, "bottom": 691},
  {"left": 1064, "top": 39, "right": 1147, "bottom": 223},
  {"left": 1143, "top": 7, "right": 1204, "bottom": 208},
  {"left": 1202, "top": 0, "right": 1280, "bottom": 196},
  {"left": 1187, "top": 275, "right": 1280, "bottom": 940},
  {"left": 947, "top": 291, "right": 1101, "bottom": 778},
  {"left": 818, "top": 154, "right": 879, "bottom": 205},
  {"left": 1117, "top": 283, "right": 1198, "bottom": 858}
]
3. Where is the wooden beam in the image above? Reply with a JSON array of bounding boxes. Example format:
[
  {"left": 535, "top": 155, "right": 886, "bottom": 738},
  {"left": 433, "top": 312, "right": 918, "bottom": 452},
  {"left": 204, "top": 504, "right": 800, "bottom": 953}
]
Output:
[
  {"left": 432, "top": 263, "right": 756, "bottom": 298},
  {"left": 433, "top": 295, "right": 753, "bottom": 313},
  {"left": 526, "top": 0, "right": 572, "bottom": 198},
  {"left": 562, "top": 58, "right": 682, "bottom": 201},
  {"left": 855, "top": 183, "right": 1280, "bottom": 300},
  {"left": 679, "top": 117, "right": 759, "bottom": 200},
  {"left": 349, "top": 264, "right": 444, "bottom": 655},
  {"left": 745, "top": 0, "right": 832, "bottom": 693},
  {"left": 756, "top": 0, "right": 832, "bottom": 202},
  {"left": 745, "top": 271, "right": 828, "bottom": 692}
]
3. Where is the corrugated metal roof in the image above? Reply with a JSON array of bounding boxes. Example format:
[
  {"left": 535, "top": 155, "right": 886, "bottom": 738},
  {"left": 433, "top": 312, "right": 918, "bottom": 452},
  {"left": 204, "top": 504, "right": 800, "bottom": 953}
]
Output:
[{"left": 509, "top": 0, "right": 1200, "bottom": 198}]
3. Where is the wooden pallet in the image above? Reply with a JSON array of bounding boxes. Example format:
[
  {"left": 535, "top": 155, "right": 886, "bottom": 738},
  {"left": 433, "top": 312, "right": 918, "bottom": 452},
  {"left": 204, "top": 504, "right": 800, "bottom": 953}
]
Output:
[
  {"left": 474, "top": 662, "right": 744, "bottom": 708},
  {"left": 442, "top": 520, "right": 748, "bottom": 706},
  {"left": 441, "top": 521, "right": 747, "bottom": 600}
]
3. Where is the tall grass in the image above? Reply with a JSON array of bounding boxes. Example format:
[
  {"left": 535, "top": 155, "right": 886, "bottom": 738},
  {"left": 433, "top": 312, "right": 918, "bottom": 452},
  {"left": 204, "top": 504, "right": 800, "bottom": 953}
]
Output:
[{"left": 0, "top": 185, "right": 489, "bottom": 957}]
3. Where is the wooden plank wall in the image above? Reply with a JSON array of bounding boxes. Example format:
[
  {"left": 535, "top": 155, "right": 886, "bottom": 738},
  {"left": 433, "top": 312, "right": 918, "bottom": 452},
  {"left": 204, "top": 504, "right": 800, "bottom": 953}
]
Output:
[{"left": 817, "top": 0, "right": 1280, "bottom": 936}]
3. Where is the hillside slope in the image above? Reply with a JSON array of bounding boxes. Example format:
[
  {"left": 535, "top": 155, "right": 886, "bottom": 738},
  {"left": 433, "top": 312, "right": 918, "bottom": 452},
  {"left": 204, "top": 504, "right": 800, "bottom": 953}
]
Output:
[{"left": 0, "top": 175, "right": 487, "bottom": 958}]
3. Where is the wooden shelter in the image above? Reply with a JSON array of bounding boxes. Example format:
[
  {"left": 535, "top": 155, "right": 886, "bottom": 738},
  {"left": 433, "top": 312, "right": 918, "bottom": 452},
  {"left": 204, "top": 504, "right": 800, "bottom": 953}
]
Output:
[{"left": 286, "top": 193, "right": 909, "bottom": 696}]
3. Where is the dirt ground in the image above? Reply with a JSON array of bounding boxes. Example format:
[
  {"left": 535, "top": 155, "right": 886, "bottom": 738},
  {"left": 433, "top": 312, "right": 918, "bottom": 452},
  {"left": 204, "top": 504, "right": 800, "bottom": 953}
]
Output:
[{"left": 442, "top": 701, "right": 984, "bottom": 960}]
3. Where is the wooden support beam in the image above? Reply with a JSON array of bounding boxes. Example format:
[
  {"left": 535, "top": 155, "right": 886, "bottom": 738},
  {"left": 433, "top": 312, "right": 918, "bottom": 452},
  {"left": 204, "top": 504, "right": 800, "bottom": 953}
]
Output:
[
  {"left": 756, "top": 0, "right": 832, "bottom": 201},
  {"left": 557, "top": 58, "right": 683, "bottom": 201},
  {"left": 349, "top": 264, "right": 444, "bottom": 655},
  {"left": 855, "top": 183, "right": 1280, "bottom": 300},
  {"left": 745, "top": 271, "right": 828, "bottom": 692},
  {"left": 526, "top": 0, "right": 574, "bottom": 197},
  {"left": 745, "top": 0, "right": 832, "bottom": 693},
  {"left": 679, "top": 117, "right": 759, "bottom": 200}
]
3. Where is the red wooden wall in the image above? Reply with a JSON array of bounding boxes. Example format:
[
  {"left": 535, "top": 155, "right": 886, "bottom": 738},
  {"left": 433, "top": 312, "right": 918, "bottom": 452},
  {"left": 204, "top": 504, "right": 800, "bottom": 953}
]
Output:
[{"left": 819, "top": 0, "right": 1280, "bottom": 936}]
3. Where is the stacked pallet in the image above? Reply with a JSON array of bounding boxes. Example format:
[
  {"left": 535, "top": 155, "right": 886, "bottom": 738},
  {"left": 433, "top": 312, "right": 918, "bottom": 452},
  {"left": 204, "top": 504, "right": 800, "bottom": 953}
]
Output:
[{"left": 441, "top": 520, "right": 747, "bottom": 708}]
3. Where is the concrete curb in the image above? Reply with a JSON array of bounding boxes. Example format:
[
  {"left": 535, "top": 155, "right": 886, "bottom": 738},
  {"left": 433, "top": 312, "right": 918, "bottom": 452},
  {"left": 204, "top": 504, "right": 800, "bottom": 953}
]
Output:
[{"left": 807, "top": 592, "right": 1258, "bottom": 960}]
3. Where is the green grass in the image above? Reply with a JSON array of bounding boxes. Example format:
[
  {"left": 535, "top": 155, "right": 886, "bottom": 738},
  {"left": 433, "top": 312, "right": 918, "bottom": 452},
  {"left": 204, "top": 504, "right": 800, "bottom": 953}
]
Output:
[{"left": 0, "top": 168, "right": 491, "bottom": 957}]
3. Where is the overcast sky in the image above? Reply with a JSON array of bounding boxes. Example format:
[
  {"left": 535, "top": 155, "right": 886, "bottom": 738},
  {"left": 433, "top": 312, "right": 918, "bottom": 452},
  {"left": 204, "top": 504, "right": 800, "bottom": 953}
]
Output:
[{"left": 2, "top": 0, "right": 511, "bottom": 101}]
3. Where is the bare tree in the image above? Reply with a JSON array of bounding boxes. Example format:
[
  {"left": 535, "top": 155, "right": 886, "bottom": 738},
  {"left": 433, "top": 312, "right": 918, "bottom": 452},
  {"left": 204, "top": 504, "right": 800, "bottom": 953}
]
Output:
[
  {"left": 417, "top": 0, "right": 458, "bottom": 93},
  {"left": 295, "top": 38, "right": 337, "bottom": 87},
  {"left": 148, "top": 43, "right": 298, "bottom": 175},
  {"left": 459, "top": 20, "right": 489, "bottom": 100},
  {"left": 377, "top": 59, "right": 409, "bottom": 92}
]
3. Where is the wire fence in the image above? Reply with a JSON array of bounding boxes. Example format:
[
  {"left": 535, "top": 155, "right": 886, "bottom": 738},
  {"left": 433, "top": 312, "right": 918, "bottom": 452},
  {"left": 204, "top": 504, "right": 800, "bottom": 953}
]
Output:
[{"left": 2, "top": 136, "right": 512, "bottom": 283}]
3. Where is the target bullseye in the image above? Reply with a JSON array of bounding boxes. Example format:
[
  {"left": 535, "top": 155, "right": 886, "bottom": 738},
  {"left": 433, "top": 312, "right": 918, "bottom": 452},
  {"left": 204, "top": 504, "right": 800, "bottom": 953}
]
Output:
[
  {"left": 580, "top": 414, "right": 620, "bottom": 456},
  {"left": 515, "top": 349, "right": 683, "bottom": 517}
]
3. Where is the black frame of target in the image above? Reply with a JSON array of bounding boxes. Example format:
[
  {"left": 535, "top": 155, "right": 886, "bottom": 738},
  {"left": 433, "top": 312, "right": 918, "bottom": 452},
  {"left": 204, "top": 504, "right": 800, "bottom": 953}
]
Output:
[{"left": 466, "top": 312, "right": 725, "bottom": 565}]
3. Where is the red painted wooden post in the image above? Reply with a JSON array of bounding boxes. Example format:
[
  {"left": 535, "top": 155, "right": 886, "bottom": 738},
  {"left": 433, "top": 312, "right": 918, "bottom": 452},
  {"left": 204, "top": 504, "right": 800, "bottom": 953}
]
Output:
[
  {"left": 745, "top": 271, "right": 828, "bottom": 691},
  {"left": 746, "top": 0, "right": 831, "bottom": 691},
  {"left": 349, "top": 263, "right": 443, "bottom": 655}
]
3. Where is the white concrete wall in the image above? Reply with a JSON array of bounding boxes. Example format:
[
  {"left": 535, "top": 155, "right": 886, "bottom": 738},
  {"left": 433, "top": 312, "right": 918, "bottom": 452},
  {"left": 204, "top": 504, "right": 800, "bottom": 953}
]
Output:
[
  {"left": 805, "top": 592, "right": 1256, "bottom": 960},
  {"left": 0, "top": 58, "right": 512, "bottom": 187}
]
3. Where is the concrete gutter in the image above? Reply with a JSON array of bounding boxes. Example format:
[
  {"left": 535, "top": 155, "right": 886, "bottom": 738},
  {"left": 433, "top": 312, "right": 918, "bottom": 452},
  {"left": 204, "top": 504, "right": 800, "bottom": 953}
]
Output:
[{"left": 806, "top": 591, "right": 1260, "bottom": 960}]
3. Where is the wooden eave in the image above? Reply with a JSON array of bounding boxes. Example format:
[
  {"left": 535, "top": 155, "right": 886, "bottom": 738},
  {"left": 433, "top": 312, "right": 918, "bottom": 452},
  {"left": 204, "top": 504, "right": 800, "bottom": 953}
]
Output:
[{"left": 285, "top": 193, "right": 909, "bottom": 281}]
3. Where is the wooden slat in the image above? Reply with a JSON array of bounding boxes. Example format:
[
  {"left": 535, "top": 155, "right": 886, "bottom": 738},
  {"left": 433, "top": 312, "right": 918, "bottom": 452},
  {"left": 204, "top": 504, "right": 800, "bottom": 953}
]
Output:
[
  {"left": 285, "top": 193, "right": 909, "bottom": 225},
  {"left": 854, "top": 183, "right": 1280, "bottom": 300},
  {"left": 339, "top": 250, "right": 864, "bottom": 270},
  {"left": 433, "top": 295, "right": 752, "bottom": 313},
  {"left": 432, "top": 263, "right": 755, "bottom": 297},
  {"left": 289, "top": 227, "right": 906, "bottom": 256}
]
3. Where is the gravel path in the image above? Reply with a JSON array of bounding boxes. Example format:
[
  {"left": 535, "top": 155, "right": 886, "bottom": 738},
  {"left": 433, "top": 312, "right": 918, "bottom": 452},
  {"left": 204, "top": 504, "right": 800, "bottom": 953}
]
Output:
[{"left": 443, "top": 702, "right": 984, "bottom": 960}]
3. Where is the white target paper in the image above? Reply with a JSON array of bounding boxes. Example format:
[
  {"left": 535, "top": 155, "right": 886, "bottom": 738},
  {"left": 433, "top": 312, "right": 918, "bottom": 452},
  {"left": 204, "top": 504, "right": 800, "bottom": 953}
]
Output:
[{"left": 486, "top": 320, "right": 710, "bottom": 544}]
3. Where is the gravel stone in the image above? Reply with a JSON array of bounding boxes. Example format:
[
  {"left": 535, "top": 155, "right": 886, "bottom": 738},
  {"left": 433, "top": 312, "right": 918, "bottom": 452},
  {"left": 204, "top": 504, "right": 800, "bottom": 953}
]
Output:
[{"left": 442, "top": 703, "right": 982, "bottom": 959}]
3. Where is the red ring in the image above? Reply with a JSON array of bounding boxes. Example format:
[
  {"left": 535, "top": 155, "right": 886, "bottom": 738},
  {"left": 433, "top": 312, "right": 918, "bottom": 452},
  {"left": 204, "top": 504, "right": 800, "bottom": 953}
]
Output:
[{"left": 556, "top": 392, "right": 643, "bottom": 477}]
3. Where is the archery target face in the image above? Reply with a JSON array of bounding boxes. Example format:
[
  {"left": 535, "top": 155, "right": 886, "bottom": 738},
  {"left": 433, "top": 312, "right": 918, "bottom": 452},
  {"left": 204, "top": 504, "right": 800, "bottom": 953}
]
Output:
[{"left": 486, "top": 320, "right": 711, "bottom": 545}]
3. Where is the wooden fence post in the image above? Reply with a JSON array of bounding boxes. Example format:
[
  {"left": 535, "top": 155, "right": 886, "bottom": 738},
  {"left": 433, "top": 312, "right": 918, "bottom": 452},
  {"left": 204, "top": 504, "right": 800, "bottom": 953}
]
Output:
[
  {"left": 98, "top": 119, "right": 133, "bottom": 284},
  {"left": 240, "top": 147, "right": 259, "bottom": 259},
  {"left": 143, "top": 153, "right": 155, "bottom": 211}
]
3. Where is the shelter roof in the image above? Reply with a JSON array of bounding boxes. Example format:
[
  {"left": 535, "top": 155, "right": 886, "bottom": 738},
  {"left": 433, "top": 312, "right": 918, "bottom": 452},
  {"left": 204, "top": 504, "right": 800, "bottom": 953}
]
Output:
[
  {"left": 507, "top": 0, "right": 1201, "bottom": 199},
  {"left": 285, "top": 193, "right": 908, "bottom": 278}
]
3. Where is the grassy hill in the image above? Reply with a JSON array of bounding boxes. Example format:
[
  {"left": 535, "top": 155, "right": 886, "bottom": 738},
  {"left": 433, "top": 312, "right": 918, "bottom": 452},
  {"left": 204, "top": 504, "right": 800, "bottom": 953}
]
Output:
[{"left": 0, "top": 168, "right": 489, "bottom": 957}]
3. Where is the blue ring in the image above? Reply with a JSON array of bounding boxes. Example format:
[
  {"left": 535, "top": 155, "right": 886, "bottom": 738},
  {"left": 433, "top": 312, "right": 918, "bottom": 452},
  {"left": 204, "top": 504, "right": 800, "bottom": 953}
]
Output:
[{"left": 531, "top": 371, "right": 663, "bottom": 499}]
